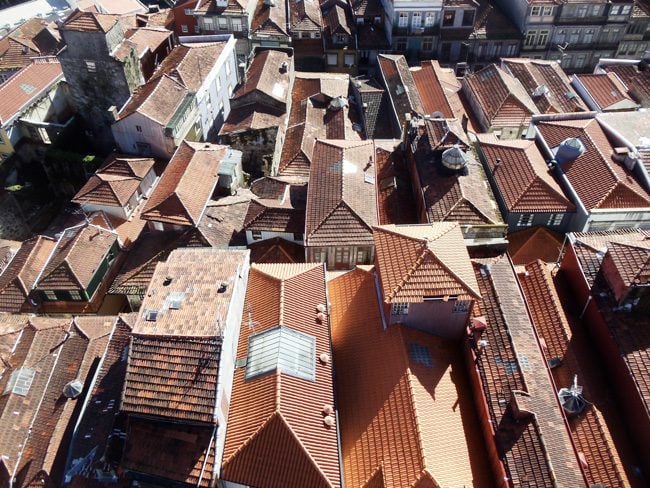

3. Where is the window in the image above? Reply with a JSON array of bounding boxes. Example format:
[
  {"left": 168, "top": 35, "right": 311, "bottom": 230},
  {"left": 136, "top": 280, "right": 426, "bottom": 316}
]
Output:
[
  {"left": 574, "top": 54, "right": 587, "bottom": 68},
  {"left": 181, "top": 24, "right": 188, "bottom": 33},
  {"left": 232, "top": 18, "right": 242, "bottom": 31},
  {"left": 425, "top": 12, "right": 435, "bottom": 26},
  {"left": 43, "top": 290, "right": 57, "bottom": 301},
  {"left": 537, "top": 30, "right": 549, "bottom": 46},
  {"left": 184, "top": 8, "right": 192, "bottom": 15},
  {"left": 344, "top": 54, "right": 355, "bottom": 66},
  {"left": 621, "top": 5, "right": 632, "bottom": 15},
  {"left": 411, "top": 12, "right": 422, "bottom": 28},
  {"left": 194, "top": 25, "right": 200, "bottom": 33},
  {"left": 327, "top": 53, "right": 337, "bottom": 65},
  {"left": 396, "top": 38, "right": 407, "bottom": 51},
  {"left": 218, "top": 17, "right": 227, "bottom": 30},
  {"left": 398, "top": 12, "right": 408, "bottom": 27},
  {"left": 525, "top": 30, "right": 537, "bottom": 47},
  {"left": 312, "top": 31, "right": 320, "bottom": 38},
  {"left": 462, "top": 9, "right": 474, "bottom": 26},
  {"left": 547, "top": 214, "right": 563, "bottom": 226},
  {"left": 85, "top": 60, "right": 96, "bottom": 73},
  {"left": 246, "top": 326, "right": 316, "bottom": 381},
  {"left": 610, "top": 5, "right": 622, "bottom": 15},
  {"left": 442, "top": 10, "right": 454, "bottom": 27},
  {"left": 3, "top": 368, "right": 35, "bottom": 396},
  {"left": 452, "top": 300, "right": 470, "bottom": 313},
  {"left": 517, "top": 214, "right": 534, "bottom": 227},
  {"left": 505, "top": 43, "right": 517, "bottom": 56},
  {"left": 569, "top": 29, "right": 580, "bottom": 44},
  {"left": 576, "top": 5, "right": 588, "bottom": 17},
  {"left": 543, "top": 6, "right": 553, "bottom": 15},
  {"left": 252, "top": 230, "right": 262, "bottom": 240},
  {"left": 531, "top": 6, "right": 541, "bottom": 16},
  {"left": 68, "top": 290, "right": 82, "bottom": 301},
  {"left": 356, "top": 249, "right": 368, "bottom": 264},
  {"left": 422, "top": 37, "right": 433, "bottom": 51},
  {"left": 556, "top": 29, "right": 566, "bottom": 43},
  {"left": 409, "top": 343, "right": 433, "bottom": 367},
  {"left": 591, "top": 5, "right": 603, "bottom": 16},
  {"left": 391, "top": 303, "right": 409, "bottom": 316},
  {"left": 204, "top": 18, "right": 214, "bottom": 30},
  {"left": 135, "top": 125, "right": 142, "bottom": 133},
  {"left": 334, "top": 247, "right": 350, "bottom": 266},
  {"left": 313, "top": 249, "right": 325, "bottom": 262},
  {"left": 583, "top": 29, "right": 595, "bottom": 43}
]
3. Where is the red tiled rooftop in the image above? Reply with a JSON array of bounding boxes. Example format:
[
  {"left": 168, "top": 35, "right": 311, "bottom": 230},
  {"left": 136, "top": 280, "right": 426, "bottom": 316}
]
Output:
[
  {"left": 222, "top": 264, "right": 340, "bottom": 488},
  {"left": 328, "top": 267, "right": 493, "bottom": 487},
  {"left": 573, "top": 73, "right": 639, "bottom": 111},
  {"left": 518, "top": 261, "right": 633, "bottom": 486},
  {"left": 507, "top": 226, "right": 563, "bottom": 265},
  {"left": 377, "top": 54, "right": 424, "bottom": 129},
  {"left": 373, "top": 223, "right": 480, "bottom": 303},
  {"left": 249, "top": 236, "right": 304, "bottom": 263},
  {"left": 0, "top": 60, "right": 63, "bottom": 125},
  {"left": 411, "top": 61, "right": 455, "bottom": 118},
  {"left": 62, "top": 9, "right": 120, "bottom": 32},
  {"left": 536, "top": 118, "right": 650, "bottom": 210},
  {"left": 141, "top": 141, "right": 226, "bottom": 226},
  {"left": 477, "top": 134, "right": 575, "bottom": 212}
]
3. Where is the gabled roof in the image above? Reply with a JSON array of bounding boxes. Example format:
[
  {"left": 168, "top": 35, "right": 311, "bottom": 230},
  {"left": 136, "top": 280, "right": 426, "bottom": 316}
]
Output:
[
  {"left": 197, "top": 197, "right": 250, "bottom": 247},
  {"left": 462, "top": 64, "right": 539, "bottom": 129},
  {"left": 411, "top": 61, "right": 455, "bottom": 118},
  {"left": 502, "top": 58, "right": 588, "bottom": 114},
  {"left": 221, "top": 263, "right": 340, "bottom": 488},
  {"left": 0, "top": 60, "right": 63, "bottom": 126},
  {"left": 141, "top": 141, "right": 227, "bottom": 226},
  {"left": 536, "top": 118, "right": 650, "bottom": 210},
  {"left": 373, "top": 223, "right": 480, "bottom": 303},
  {"left": 252, "top": 0, "right": 289, "bottom": 37},
  {"left": 72, "top": 156, "right": 154, "bottom": 207},
  {"left": 328, "top": 267, "right": 492, "bottom": 488},
  {"left": 507, "top": 226, "right": 563, "bottom": 265},
  {"left": 244, "top": 183, "right": 307, "bottom": 234},
  {"left": 518, "top": 261, "right": 631, "bottom": 487},
  {"left": 194, "top": 0, "right": 248, "bottom": 15},
  {"left": 477, "top": 134, "right": 575, "bottom": 212},
  {"left": 324, "top": 3, "right": 351, "bottom": 36},
  {"left": 124, "top": 26, "right": 174, "bottom": 57},
  {"left": 305, "top": 140, "right": 378, "bottom": 246},
  {"left": 290, "top": 0, "right": 323, "bottom": 30},
  {"left": 117, "top": 72, "right": 190, "bottom": 124},
  {"left": 156, "top": 42, "right": 227, "bottom": 92},
  {"left": 0, "top": 316, "right": 115, "bottom": 484},
  {"left": 62, "top": 9, "right": 120, "bottom": 33},
  {"left": 0, "top": 19, "right": 61, "bottom": 72},
  {"left": 249, "top": 236, "right": 305, "bottom": 263},
  {"left": 573, "top": 73, "right": 639, "bottom": 112},
  {"left": 601, "top": 63, "right": 650, "bottom": 108},
  {"left": 0, "top": 236, "right": 56, "bottom": 312},
  {"left": 606, "top": 241, "right": 650, "bottom": 288},
  {"left": 36, "top": 223, "right": 119, "bottom": 292},
  {"left": 232, "top": 49, "right": 291, "bottom": 107},
  {"left": 377, "top": 54, "right": 424, "bottom": 129}
]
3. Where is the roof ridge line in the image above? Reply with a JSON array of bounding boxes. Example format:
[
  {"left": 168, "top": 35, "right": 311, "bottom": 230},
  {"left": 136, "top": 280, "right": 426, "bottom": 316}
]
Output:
[{"left": 423, "top": 245, "right": 482, "bottom": 299}]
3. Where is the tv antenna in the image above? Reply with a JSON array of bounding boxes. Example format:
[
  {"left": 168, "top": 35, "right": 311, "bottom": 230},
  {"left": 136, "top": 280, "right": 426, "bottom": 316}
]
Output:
[{"left": 247, "top": 304, "right": 259, "bottom": 333}]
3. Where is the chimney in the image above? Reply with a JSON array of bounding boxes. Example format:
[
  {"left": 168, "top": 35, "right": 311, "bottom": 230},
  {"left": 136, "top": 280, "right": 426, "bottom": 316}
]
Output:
[{"left": 107, "top": 105, "right": 119, "bottom": 122}]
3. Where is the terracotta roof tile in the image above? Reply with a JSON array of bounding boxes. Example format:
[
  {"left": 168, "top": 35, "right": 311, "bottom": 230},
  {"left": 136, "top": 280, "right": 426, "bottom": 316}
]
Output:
[
  {"left": 130, "top": 248, "right": 249, "bottom": 337},
  {"left": 573, "top": 73, "right": 639, "bottom": 111},
  {"left": 220, "top": 104, "right": 286, "bottom": 133},
  {"left": 606, "top": 241, "right": 650, "bottom": 291},
  {"left": 141, "top": 141, "right": 227, "bottom": 226},
  {"left": 232, "top": 49, "right": 291, "bottom": 105},
  {"left": 471, "top": 256, "right": 585, "bottom": 486},
  {"left": 62, "top": 9, "right": 120, "bottom": 33},
  {"left": 197, "top": 198, "right": 250, "bottom": 247},
  {"left": 157, "top": 42, "right": 226, "bottom": 92},
  {"left": 411, "top": 61, "right": 455, "bottom": 118},
  {"left": 0, "top": 314, "right": 30, "bottom": 377},
  {"left": 36, "top": 224, "right": 119, "bottom": 292},
  {"left": 477, "top": 134, "right": 575, "bottom": 212},
  {"left": 536, "top": 118, "right": 650, "bottom": 210},
  {"left": 118, "top": 73, "right": 190, "bottom": 124},
  {"left": 290, "top": 0, "right": 323, "bottom": 30},
  {"left": 507, "top": 226, "right": 563, "bottom": 265},
  {"left": 73, "top": 156, "right": 154, "bottom": 207},
  {"left": 0, "top": 19, "right": 60, "bottom": 72},
  {"left": 252, "top": 0, "right": 288, "bottom": 36},
  {"left": 0, "top": 60, "right": 63, "bottom": 125},
  {"left": 502, "top": 58, "right": 588, "bottom": 114},
  {"left": 0, "top": 236, "right": 56, "bottom": 312},
  {"left": 462, "top": 64, "right": 539, "bottom": 131},
  {"left": 378, "top": 54, "right": 424, "bottom": 129},
  {"left": 305, "top": 140, "right": 377, "bottom": 246},
  {"left": 124, "top": 27, "right": 173, "bottom": 57},
  {"left": 375, "top": 145, "right": 419, "bottom": 225},
  {"left": 518, "top": 261, "right": 631, "bottom": 487},
  {"left": 602, "top": 64, "right": 650, "bottom": 107},
  {"left": 328, "top": 267, "right": 493, "bottom": 488},
  {"left": 244, "top": 184, "right": 307, "bottom": 234},
  {"left": 374, "top": 223, "right": 480, "bottom": 303},
  {"left": 222, "top": 264, "right": 340, "bottom": 487},
  {"left": 249, "top": 236, "right": 305, "bottom": 263}
]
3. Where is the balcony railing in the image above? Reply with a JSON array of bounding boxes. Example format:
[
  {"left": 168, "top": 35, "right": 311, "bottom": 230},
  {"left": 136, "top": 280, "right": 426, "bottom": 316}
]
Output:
[{"left": 392, "top": 25, "right": 439, "bottom": 36}]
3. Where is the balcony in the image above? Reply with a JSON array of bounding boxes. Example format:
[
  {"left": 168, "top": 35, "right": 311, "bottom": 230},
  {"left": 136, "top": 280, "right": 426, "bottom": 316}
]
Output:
[
  {"left": 393, "top": 25, "right": 439, "bottom": 36},
  {"left": 555, "top": 15, "right": 608, "bottom": 25}
]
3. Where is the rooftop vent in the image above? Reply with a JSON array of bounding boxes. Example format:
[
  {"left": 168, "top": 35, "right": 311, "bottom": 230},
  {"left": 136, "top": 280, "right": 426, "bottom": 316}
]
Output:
[
  {"left": 163, "top": 276, "right": 173, "bottom": 286},
  {"left": 279, "top": 61, "right": 288, "bottom": 73},
  {"left": 555, "top": 137, "right": 586, "bottom": 164},
  {"left": 145, "top": 310, "right": 158, "bottom": 322},
  {"left": 218, "top": 281, "right": 228, "bottom": 293},
  {"left": 316, "top": 303, "right": 327, "bottom": 313},
  {"left": 323, "top": 415, "right": 335, "bottom": 427},
  {"left": 63, "top": 379, "right": 84, "bottom": 399},
  {"left": 558, "top": 375, "right": 588, "bottom": 416},
  {"left": 441, "top": 145, "right": 469, "bottom": 171},
  {"left": 322, "top": 404, "right": 334, "bottom": 415},
  {"left": 328, "top": 96, "right": 348, "bottom": 111},
  {"left": 319, "top": 353, "right": 330, "bottom": 364},
  {"left": 532, "top": 84, "right": 550, "bottom": 97}
]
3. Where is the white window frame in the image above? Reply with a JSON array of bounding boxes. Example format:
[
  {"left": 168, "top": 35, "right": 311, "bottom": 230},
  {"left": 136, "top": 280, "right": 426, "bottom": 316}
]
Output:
[
  {"left": 425, "top": 12, "right": 435, "bottom": 26},
  {"left": 542, "top": 6, "right": 553, "bottom": 16},
  {"left": 232, "top": 18, "right": 242, "bottom": 31},
  {"left": 181, "top": 24, "right": 188, "bottom": 33},
  {"left": 537, "top": 30, "right": 549, "bottom": 46},
  {"left": 398, "top": 12, "right": 408, "bottom": 27},
  {"left": 85, "top": 60, "right": 96, "bottom": 73},
  {"left": 327, "top": 53, "right": 338, "bottom": 66},
  {"left": 531, "top": 6, "right": 541, "bottom": 16},
  {"left": 525, "top": 30, "right": 537, "bottom": 47},
  {"left": 517, "top": 213, "right": 534, "bottom": 227},
  {"left": 547, "top": 214, "right": 563, "bottom": 226},
  {"left": 344, "top": 54, "right": 355, "bottom": 67},
  {"left": 411, "top": 12, "right": 422, "bottom": 28}
]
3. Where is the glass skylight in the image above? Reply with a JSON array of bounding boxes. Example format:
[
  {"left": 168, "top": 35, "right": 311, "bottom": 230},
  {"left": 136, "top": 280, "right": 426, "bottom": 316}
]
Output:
[
  {"left": 246, "top": 326, "right": 316, "bottom": 381},
  {"left": 3, "top": 367, "right": 36, "bottom": 396}
]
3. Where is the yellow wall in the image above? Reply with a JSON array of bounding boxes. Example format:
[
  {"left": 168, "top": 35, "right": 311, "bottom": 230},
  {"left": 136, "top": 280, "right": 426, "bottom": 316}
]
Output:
[{"left": 0, "top": 128, "right": 14, "bottom": 160}]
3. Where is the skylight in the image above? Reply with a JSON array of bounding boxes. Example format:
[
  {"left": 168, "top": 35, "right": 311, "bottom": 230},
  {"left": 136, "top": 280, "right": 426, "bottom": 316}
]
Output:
[
  {"left": 3, "top": 367, "right": 36, "bottom": 396},
  {"left": 246, "top": 326, "right": 316, "bottom": 381},
  {"left": 409, "top": 343, "right": 433, "bottom": 368}
]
